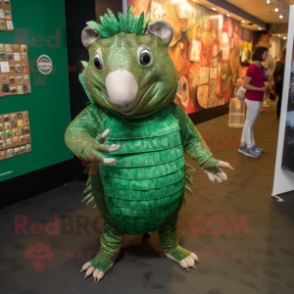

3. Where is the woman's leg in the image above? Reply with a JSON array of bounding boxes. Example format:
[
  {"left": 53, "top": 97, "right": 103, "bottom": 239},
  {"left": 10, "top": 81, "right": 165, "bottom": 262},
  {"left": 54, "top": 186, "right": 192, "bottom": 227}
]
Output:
[
  {"left": 251, "top": 101, "right": 263, "bottom": 145},
  {"left": 241, "top": 99, "right": 249, "bottom": 145},
  {"left": 241, "top": 99, "right": 254, "bottom": 146},
  {"left": 244, "top": 99, "right": 262, "bottom": 148}
]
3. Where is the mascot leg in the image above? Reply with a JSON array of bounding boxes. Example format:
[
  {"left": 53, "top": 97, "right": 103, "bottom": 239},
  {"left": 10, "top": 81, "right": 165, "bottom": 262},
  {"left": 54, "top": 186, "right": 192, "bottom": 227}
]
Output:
[
  {"left": 80, "top": 218, "right": 124, "bottom": 282},
  {"left": 81, "top": 175, "right": 124, "bottom": 282},
  {"left": 158, "top": 195, "right": 198, "bottom": 269}
]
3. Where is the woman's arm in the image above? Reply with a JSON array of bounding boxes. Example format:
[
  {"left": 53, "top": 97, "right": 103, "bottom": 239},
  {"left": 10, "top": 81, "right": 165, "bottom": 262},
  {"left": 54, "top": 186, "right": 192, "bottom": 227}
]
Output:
[{"left": 243, "top": 76, "right": 267, "bottom": 92}]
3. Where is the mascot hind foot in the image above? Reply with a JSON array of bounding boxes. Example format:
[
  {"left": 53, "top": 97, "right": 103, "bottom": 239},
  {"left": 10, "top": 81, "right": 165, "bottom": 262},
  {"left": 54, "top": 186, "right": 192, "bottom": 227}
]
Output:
[
  {"left": 80, "top": 252, "right": 115, "bottom": 283},
  {"left": 164, "top": 245, "right": 198, "bottom": 269}
]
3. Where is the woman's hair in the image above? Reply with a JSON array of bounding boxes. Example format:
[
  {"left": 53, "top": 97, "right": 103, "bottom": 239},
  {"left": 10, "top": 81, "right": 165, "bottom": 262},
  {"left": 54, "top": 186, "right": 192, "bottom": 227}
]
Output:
[
  {"left": 279, "top": 48, "right": 286, "bottom": 64},
  {"left": 252, "top": 46, "right": 268, "bottom": 61}
]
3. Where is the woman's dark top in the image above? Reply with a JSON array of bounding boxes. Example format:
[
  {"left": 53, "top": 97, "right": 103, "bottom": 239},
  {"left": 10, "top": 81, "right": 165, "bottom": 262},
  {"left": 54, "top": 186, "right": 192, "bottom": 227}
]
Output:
[{"left": 273, "top": 61, "right": 285, "bottom": 94}]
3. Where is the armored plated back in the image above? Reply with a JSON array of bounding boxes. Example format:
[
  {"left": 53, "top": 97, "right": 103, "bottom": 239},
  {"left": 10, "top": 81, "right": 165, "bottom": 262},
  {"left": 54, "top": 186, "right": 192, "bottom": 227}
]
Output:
[{"left": 99, "top": 106, "right": 185, "bottom": 235}]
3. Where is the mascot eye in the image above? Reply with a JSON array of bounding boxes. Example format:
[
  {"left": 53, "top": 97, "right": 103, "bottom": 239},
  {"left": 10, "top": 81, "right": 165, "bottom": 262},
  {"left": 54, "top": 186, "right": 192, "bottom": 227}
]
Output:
[
  {"left": 140, "top": 50, "right": 152, "bottom": 66},
  {"left": 137, "top": 45, "right": 153, "bottom": 67},
  {"left": 94, "top": 54, "right": 103, "bottom": 70}
]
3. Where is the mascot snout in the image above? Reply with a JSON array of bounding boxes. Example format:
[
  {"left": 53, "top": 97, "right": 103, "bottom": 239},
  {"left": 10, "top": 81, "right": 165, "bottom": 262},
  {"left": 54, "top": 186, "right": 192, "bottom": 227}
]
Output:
[{"left": 106, "top": 70, "right": 138, "bottom": 112}]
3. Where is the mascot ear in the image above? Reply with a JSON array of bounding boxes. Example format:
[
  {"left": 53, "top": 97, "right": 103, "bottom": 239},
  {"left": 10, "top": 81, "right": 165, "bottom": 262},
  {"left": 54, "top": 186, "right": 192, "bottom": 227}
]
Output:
[
  {"left": 81, "top": 26, "right": 102, "bottom": 49},
  {"left": 147, "top": 20, "right": 174, "bottom": 45}
]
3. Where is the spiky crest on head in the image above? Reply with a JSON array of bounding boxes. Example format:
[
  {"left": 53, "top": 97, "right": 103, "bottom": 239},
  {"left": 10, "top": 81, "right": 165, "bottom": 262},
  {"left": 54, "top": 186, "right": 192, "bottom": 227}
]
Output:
[{"left": 86, "top": 6, "right": 151, "bottom": 38}]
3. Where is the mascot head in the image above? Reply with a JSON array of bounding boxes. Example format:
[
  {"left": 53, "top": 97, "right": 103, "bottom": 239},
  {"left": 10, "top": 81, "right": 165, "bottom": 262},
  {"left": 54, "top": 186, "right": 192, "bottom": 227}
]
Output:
[{"left": 80, "top": 6, "right": 177, "bottom": 119}]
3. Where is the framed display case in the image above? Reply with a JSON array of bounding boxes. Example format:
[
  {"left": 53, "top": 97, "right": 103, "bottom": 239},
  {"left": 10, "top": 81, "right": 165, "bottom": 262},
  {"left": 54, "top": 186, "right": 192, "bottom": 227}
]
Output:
[
  {"left": 0, "top": 110, "right": 32, "bottom": 161},
  {"left": 0, "top": 0, "right": 14, "bottom": 31},
  {"left": 0, "top": 43, "right": 31, "bottom": 96}
]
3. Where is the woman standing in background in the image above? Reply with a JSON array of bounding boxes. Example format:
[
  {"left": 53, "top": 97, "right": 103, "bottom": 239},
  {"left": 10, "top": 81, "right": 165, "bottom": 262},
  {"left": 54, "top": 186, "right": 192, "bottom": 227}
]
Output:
[
  {"left": 238, "top": 46, "right": 269, "bottom": 158},
  {"left": 274, "top": 48, "right": 286, "bottom": 119}
]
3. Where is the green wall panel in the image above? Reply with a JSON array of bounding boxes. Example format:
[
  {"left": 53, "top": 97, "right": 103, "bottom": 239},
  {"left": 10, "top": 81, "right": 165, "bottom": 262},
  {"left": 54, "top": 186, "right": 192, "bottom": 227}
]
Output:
[{"left": 0, "top": 0, "right": 73, "bottom": 182}]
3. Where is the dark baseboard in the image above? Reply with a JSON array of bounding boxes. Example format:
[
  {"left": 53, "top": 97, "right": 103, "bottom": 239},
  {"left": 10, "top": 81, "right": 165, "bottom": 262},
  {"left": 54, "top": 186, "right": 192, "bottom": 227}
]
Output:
[
  {"left": 189, "top": 104, "right": 229, "bottom": 125},
  {"left": 73, "top": 157, "right": 88, "bottom": 182},
  {"left": 0, "top": 159, "right": 75, "bottom": 210}
]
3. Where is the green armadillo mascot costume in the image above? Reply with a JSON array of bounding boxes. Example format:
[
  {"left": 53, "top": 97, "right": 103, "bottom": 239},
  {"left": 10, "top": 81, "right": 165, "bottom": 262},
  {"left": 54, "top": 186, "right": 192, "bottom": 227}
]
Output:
[{"left": 65, "top": 6, "right": 232, "bottom": 283}]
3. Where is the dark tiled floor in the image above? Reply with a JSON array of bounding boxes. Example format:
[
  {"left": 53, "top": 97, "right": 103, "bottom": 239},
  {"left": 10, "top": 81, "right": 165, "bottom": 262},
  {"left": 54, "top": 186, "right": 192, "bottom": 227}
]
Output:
[{"left": 1, "top": 101, "right": 294, "bottom": 294}]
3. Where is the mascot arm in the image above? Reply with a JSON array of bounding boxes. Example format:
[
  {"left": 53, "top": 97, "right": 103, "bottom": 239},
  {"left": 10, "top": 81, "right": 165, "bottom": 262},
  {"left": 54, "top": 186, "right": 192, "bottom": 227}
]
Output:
[
  {"left": 169, "top": 102, "right": 232, "bottom": 183},
  {"left": 169, "top": 102, "right": 218, "bottom": 167},
  {"left": 65, "top": 105, "right": 118, "bottom": 164}
]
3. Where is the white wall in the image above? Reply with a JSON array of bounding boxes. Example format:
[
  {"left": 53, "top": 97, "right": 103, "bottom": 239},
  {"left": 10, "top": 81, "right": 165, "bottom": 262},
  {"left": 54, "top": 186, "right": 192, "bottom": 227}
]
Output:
[
  {"left": 269, "top": 36, "right": 282, "bottom": 61},
  {"left": 272, "top": 5, "right": 294, "bottom": 196},
  {"left": 282, "top": 39, "right": 287, "bottom": 51}
]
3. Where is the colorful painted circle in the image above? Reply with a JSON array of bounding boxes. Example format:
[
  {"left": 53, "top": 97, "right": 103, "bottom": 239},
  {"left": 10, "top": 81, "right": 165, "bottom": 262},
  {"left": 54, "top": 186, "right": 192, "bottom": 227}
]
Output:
[{"left": 37, "top": 55, "right": 53, "bottom": 75}]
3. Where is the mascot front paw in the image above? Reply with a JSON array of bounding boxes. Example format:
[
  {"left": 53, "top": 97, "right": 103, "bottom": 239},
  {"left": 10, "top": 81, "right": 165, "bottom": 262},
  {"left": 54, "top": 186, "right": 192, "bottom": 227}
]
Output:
[
  {"left": 80, "top": 251, "right": 116, "bottom": 283},
  {"left": 201, "top": 160, "right": 233, "bottom": 183},
  {"left": 82, "top": 128, "right": 121, "bottom": 166},
  {"left": 164, "top": 245, "right": 198, "bottom": 270}
]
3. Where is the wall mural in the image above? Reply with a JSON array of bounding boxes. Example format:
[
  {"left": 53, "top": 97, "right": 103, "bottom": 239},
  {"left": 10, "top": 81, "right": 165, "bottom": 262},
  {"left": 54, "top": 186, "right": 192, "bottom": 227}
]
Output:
[
  {"left": 127, "top": 0, "right": 253, "bottom": 114},
  {"left": 235, "top": 27, "right": 253, "bottom": 96}
]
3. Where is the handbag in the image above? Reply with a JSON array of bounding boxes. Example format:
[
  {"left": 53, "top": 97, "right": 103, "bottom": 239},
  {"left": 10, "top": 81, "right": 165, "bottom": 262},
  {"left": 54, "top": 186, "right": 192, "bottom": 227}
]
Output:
[
  {"left": 235, "top": 86, "right": 247, "bottom": 100},
  {"left": 269, "top": 91, "right": 276, "bottom": 101}
]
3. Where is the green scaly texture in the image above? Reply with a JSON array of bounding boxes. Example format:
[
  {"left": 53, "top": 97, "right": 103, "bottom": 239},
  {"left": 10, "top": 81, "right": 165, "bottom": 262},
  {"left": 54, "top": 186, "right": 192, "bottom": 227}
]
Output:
[{"left": 100, "top": 106, "right": 185, "bottom": 235}]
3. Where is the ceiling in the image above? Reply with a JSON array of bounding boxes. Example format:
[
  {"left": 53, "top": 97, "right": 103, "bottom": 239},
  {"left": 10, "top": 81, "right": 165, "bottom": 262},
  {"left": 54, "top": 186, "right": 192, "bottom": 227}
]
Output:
[
  {"left": 225, "top": 0, "right": 293, "bottom": 23},
  {"left": 192, "top": 0, "right": 291, "bottom": 39},
  {"left": 195, "top": 0, "right": 267, "bottom": 30},
  {"left": 271, "top": 32, "right": 288, "bottom": 39}
]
